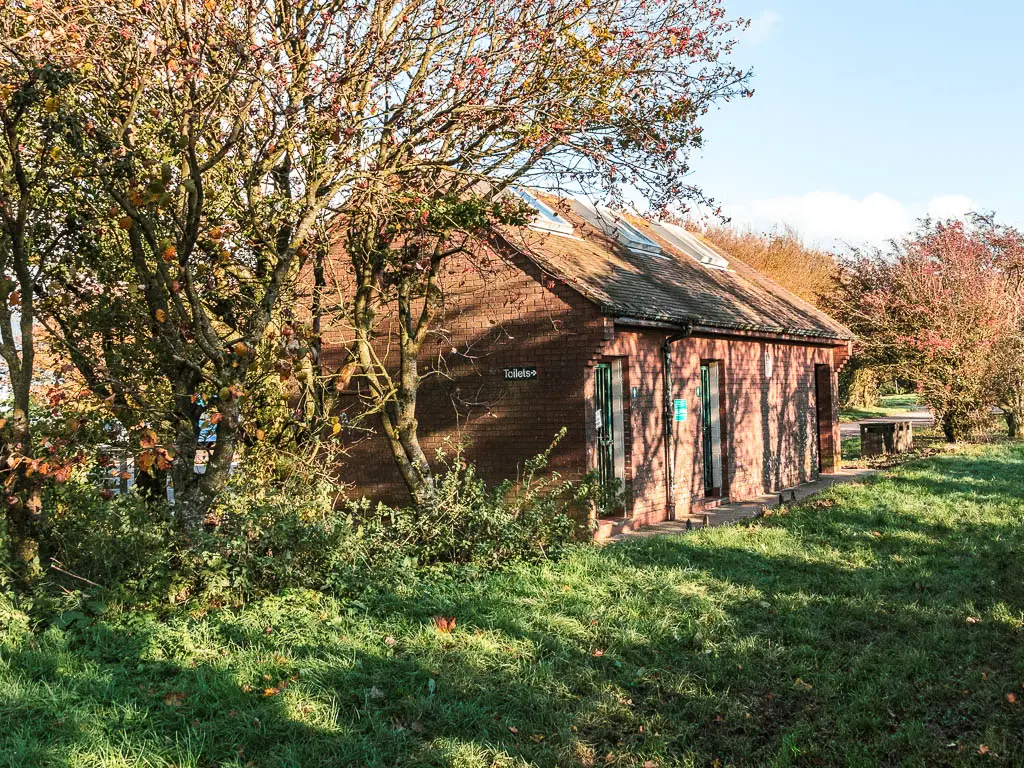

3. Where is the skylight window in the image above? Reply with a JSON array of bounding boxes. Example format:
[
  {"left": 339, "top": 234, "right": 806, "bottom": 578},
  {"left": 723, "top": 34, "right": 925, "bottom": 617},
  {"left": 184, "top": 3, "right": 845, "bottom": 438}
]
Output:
[
  {"left": 572, "top": 200, "right": 663, "bottom": 257},
  {"left": 508, "top": 187, "right": 574, "bottom": 236},
  {"left": 651, "top": 222, "right": 730, "bottom": 270}
]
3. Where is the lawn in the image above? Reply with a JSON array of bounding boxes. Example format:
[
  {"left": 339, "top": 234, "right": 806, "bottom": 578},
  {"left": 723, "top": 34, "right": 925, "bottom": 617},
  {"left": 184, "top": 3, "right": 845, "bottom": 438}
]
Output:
[
  {"left": 839, "top": 393, "right": 922, "bottom": 423},
  {"left": 3, "top": 444, "right": 1024, "bottom": 767}
]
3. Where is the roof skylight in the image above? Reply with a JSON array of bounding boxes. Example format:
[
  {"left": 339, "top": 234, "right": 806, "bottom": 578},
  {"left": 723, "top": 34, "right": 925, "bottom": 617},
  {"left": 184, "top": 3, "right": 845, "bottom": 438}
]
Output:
[
  {"left": 651, "top": 222, "right": 730, "bottom": 270},
  {"left": 508, "top": 187, "right": 574, "bottom": 236},
  {"left": 572, "top": 200, "right": 663, "bottom": 257}
]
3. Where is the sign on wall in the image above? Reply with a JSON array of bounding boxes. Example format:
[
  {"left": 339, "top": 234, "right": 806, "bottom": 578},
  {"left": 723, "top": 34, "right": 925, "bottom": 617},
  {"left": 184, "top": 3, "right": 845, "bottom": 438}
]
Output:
[
  {"left": 673, "top": 398, "right": 688, "bottom": 422},
  {"left": 503, "top": 366, "right": 538, "bottom": 381}
]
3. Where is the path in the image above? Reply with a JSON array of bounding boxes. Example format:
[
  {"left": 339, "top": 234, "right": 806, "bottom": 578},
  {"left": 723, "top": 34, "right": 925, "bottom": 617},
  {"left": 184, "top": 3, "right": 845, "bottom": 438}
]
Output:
[{"left": 611, "top": 466, "right": 879, "bottom": 542}]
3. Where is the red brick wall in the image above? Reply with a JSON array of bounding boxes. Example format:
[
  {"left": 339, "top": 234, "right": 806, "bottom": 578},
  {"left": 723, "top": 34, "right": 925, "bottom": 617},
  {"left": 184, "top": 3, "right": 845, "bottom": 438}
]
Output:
[
  {"left": 599, "top": 328, "right": 843, "bottom": 527},
  {"left": 319, "top": 246, "right": 608, "bottom": 506},
  {"left": 316, "top": 245, "right": 844, "bottom": 524}
]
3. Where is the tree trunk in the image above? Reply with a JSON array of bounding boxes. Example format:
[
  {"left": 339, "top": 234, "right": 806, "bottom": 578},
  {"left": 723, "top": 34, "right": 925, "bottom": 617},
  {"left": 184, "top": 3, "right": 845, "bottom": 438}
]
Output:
[
  {"left": 175, "top": 397, "right": 240, "bottom": 529},
  {"left": 941, "top": 413, "right": 958, "bottom": 443},
  {"left": 1006, "top": 411, "right": 1019, "bottom": 440},
  {"left": 3, "top": 404, "right": 43, "bottom": 583}
]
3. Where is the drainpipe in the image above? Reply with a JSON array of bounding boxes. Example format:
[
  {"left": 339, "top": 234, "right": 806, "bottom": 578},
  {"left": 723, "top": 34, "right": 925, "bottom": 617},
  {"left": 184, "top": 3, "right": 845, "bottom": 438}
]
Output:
[{"left": 663, "top": 324, "right": 693, "bottom": 521}]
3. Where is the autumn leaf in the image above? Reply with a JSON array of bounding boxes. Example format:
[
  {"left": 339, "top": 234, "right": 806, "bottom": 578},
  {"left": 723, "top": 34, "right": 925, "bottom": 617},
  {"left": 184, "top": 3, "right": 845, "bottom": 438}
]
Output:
[
  {"left": 432, "top": 615, "right": 456, "bottom": 633},
  {"left": 164, "top": 691, "right": 187, "bottom": 707},
  {"left": 978, "top": 744, "right": 990, "bottom": 756},
  {"left": 154, "top": 308, "right": 166, "bottom": 323},
  {"left": 1007, "top": 692, "right": 1017, "bottom": 704},
  {"left": 966, "top": 616, "right": 981, "bottom": 625},
  {"left": 139, "top": 429, "right": 158, "bottom": 449},
  {"left": 137, "top": 452, "right": 156, "bottom": 473},
  {"left": 210, "top": 413, "right": 223, "bottom": 425}
]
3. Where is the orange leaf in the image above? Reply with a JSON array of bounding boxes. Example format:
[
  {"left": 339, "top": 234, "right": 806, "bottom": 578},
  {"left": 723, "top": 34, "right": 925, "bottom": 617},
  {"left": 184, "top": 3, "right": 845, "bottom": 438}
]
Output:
[
  {"left": 210, "top": 413, "right": 223, "bottom": 425},
  {"left": 978, "top": 744, "right": 990, "bottom": 755},
  {"left": 137, "top": 452, "right": 156, "bottom": 474},
  {"left": 432, "top": 615, "right": 456, "bottom": 633},
  {"left": 164, "top": 691, "right": 186, "bottom": 707},
  {"left": 1007, "top": 692, "right": 1017, "bottom": 704},
  {"left": 154, "top": 308, "right": 166, "bottom": 323},
  {"left": 139, "top": 429, "right": 158, "bottom": 449}
]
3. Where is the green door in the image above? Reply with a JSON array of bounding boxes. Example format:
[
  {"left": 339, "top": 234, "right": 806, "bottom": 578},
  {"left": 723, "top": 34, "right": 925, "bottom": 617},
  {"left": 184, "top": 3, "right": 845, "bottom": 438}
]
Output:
[
  {"left": 594, "top": 363, "right": 615, "bottom": 490},
  {"left": 700, "top": 364, "right": 714, "bottom": 496}
]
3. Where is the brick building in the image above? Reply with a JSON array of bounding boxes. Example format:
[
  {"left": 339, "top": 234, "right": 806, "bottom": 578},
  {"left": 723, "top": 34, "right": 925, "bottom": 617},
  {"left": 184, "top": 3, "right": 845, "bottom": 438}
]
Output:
[{"left": 321, "top": 192, "right": 853, "bottom": 535}]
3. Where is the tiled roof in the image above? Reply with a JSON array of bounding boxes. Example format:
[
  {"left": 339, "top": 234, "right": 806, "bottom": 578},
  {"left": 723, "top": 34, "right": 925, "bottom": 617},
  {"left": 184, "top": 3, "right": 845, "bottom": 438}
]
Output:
[{"left": 498, "top": 197, "right": 854, "bottom": 341}]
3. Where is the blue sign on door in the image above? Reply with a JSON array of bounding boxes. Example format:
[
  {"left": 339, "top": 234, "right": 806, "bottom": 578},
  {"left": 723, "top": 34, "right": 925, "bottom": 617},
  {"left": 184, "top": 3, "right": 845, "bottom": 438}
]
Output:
[{"left": 673, "top": 398, "right": 688, "bottom": 422}]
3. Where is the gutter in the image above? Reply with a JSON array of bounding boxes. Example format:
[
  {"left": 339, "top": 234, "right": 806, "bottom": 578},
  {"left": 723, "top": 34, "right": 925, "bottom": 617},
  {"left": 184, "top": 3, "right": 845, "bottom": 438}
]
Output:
[{"left": 662, "top": 323, "right": 693, "bottom": 521}]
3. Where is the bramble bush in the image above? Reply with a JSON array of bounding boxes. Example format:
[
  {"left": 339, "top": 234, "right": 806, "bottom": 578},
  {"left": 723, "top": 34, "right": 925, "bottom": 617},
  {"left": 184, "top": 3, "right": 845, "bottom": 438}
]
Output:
[{"left": 2, "top": 437, "right": 592, "bottom": 616}]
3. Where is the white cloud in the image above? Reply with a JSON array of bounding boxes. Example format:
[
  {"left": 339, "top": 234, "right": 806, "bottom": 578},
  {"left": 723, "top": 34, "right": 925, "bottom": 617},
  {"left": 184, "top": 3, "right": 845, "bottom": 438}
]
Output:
[
  {"left": 720, "top": 191, "right": 978, "bottom": 247},
  {"left": 927, "top": 194, "right": 976, "bottom": 220},
  {"left": 746, "top": 10, "right": 781, "bottom": 44}
]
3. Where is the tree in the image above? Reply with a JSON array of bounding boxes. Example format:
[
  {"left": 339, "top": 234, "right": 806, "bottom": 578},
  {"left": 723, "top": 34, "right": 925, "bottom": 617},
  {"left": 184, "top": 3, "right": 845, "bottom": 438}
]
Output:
[
  {"left": 829, "top": 217, "right": 1023, "bottom": 442},
  {"left": 700, "top": 224, "right": 838, "bottom": 305},
  {"left": 326, "top": 0, "right": 753, "bottom": 503},
  {"left": 17, "top": 0, "right": 750, "bottom": 518},
  {"left": 18, "top": 0, "right": 376, "bottom": 526},
  {"left": 0, "top": 7, "right": 85, "bottom": 578}
]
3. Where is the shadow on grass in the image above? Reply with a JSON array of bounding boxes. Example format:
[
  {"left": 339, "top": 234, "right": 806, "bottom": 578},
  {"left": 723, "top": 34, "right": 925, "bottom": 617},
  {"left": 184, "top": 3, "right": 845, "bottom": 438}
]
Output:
[{"left": 3, "top": 445, "right": 1024, "bottom": 766}]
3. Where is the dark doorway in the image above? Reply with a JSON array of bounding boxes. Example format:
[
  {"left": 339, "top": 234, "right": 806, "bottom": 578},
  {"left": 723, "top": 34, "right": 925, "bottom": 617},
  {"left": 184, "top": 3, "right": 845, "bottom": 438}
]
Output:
[
  {"left": 700, "top": 362, "right": 724, "bottom": 496},
  {"left": 815, "top": 364, "right": 837, "bottom": 474},
  {"left": 594, "top": 362, "right": 616, "bottom": 490}
]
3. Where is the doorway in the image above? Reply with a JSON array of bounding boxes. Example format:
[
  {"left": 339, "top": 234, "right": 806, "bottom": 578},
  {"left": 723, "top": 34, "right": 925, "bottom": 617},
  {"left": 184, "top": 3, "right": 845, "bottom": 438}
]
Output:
[
  {"left": 814, "top": 364, "right": 837, "bottom": 474},
  {"left": 700, "top": 361, "right": 724, "bottom": 497},
  {"left": 593, "top": 360, "right": 625, "bottom": 498}
]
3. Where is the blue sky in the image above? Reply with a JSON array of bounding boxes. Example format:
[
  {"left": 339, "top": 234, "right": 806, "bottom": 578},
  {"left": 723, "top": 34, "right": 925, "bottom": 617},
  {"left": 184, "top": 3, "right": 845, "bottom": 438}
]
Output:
[{"left": 688, "top": 1, "right": 1024, "bottom": 245}]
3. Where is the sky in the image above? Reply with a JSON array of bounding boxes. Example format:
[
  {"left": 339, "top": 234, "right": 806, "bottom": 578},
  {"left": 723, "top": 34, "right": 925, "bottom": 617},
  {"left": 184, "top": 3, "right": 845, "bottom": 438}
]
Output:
[{"left": 687, "top": 0, "right": 1024, "bottom": 247}]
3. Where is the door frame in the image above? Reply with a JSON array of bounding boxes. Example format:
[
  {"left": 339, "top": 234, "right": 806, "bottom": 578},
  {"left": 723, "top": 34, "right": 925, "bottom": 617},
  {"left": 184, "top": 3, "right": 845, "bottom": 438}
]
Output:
[
  {"left": 592, "top": 359, "right": 626, "bottom": 495},
  {"left": 814, "top": 363, "right": 837, "bottom": 474},
  {"left": 699, "top": 360, "right": 726, "bottom": 498}
]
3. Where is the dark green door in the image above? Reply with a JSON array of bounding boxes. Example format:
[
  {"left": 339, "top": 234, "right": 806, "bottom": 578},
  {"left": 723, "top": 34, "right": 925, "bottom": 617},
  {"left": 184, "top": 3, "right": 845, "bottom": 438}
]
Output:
[
  {"left": 594, "top": 363, "right": 615, "bottom": 490},
  {"left": 700, "top": 364, "right": 714, "bottom": 496}
]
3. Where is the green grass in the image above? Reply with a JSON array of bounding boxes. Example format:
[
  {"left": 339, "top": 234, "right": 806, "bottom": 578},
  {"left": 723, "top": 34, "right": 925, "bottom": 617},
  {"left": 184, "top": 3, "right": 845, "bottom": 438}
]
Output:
[
  {"left": 840, "top": 393, "right": 922, "bottom": 423},
  {"left": 3, "top": 444, "right": 1024, "bottom": 767}
]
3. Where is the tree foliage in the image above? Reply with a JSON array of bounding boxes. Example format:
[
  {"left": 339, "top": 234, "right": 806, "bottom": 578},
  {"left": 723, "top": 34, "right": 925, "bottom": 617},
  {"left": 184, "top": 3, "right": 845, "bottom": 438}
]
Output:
[
  {"left": 700, "top": 224, "right": 838, "bottom": 305},
  {"left": 0, "top": 0, "right": 752, "bottom": 546},
  {"left": 829, "top": 216, "right": 1024, "bottom": 441}
]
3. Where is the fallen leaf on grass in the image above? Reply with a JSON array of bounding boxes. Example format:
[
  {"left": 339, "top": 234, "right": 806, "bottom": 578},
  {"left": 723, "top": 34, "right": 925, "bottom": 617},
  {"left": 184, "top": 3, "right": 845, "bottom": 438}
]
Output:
[
  {"left": 432, "top": 615, "right": 456, "bottom": 633},
  {"left": 369, "top": 686, "right": 385, "bottom": 700},
  {"left": 592, "top": 649, "right": 604, "bottom": 657},
  {"left": 643, "top": 761, "right": 658, "bottom": 768},
  {"left": 384, "top": 635, "right": 396, "bottom": 647},
  {"left": 794, "top": 678, "right": 813, "bottom": 690},
  {"left": 508, "top": 725, "right": 518, "bottom": 735},
  {"left": 1007, "top": 692, "right": 1017, "bottom": 704},
  {"left": 164, "top": 691, "right": 187, "bottom": 707},
  {"left": 978, "top": 744, "right": 990, "bottom": 756},
  {"left": 966, "top": 616, "right": 981, "bottom": 625}
]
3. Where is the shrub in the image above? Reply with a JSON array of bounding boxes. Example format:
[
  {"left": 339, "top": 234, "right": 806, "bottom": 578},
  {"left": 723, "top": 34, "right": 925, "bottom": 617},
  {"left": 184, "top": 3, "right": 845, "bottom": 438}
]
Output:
[
  {"left": 365, "top": 437, "right": 586, "bottom": 568},
  {"left": 27, "top": 438, "right": 591, "bottom": 613}
]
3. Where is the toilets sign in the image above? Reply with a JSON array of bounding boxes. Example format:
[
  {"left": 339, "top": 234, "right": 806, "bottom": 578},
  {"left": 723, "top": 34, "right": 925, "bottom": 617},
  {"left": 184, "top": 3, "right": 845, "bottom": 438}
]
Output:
[{"left": 503, "top": 366, "right": 538, "bottom": 381}]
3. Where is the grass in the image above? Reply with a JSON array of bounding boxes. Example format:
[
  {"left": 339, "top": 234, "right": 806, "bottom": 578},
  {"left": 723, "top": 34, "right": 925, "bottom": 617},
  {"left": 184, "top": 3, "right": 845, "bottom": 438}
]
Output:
[
  {"left": 3, "top": 444, "right": 1024, "bottom": 766},
  {"left": 840, "top": 393, "right": 922, "bottom": 423}
]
